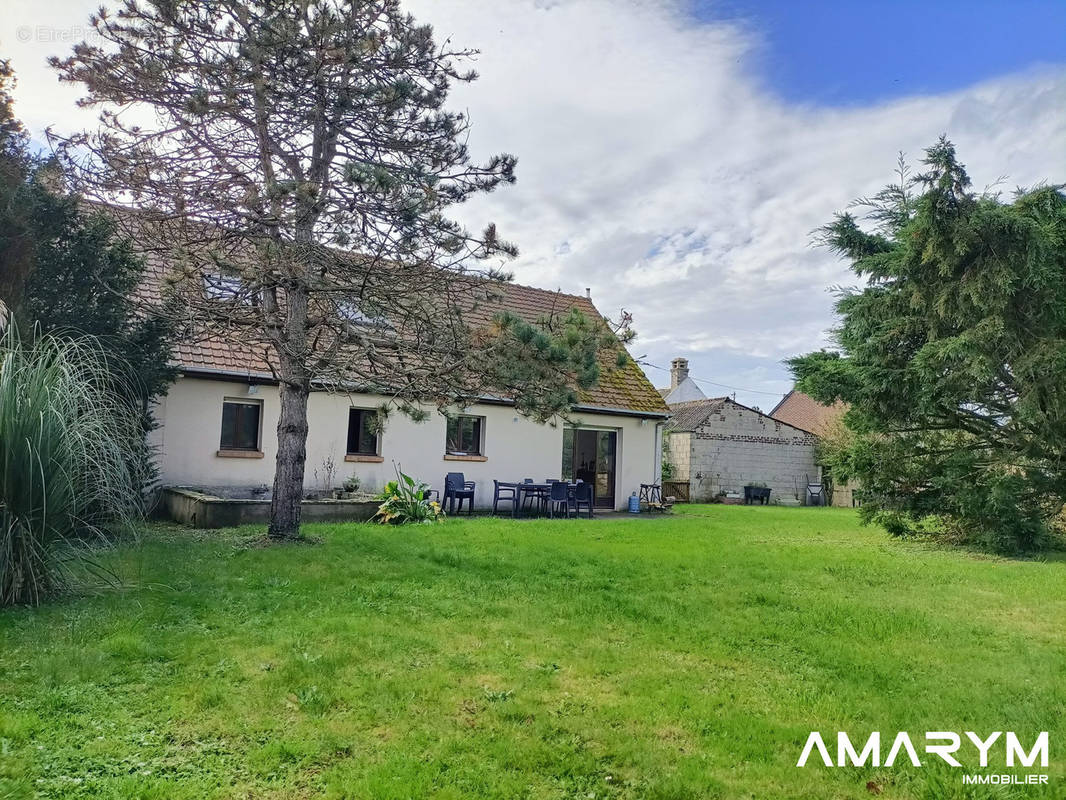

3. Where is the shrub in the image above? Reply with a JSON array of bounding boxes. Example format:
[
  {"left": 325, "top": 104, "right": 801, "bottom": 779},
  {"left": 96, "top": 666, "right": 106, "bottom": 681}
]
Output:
[
  {"left": 373, "top": 466, "right": 443, "bottom": 525},
  {"left": 0, "top": 325, "right": 145, "bottom": 605},
  {"left": 342, "top": 475, "right": 361, "bottom": 493}
]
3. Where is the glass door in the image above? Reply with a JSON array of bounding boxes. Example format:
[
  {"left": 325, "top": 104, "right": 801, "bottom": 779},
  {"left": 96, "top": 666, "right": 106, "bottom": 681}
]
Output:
[
  {"left": 562, "top": 428, "right": 617, "bottom": 508},
  {"left": 594, "top": 431, "right": 616, "bottom": 508}
]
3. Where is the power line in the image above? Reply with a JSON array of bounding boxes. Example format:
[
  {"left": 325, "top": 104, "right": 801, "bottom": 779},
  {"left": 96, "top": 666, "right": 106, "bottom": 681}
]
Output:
[{"left": 641, "top": 361, "right": 788, "bottom": 398}]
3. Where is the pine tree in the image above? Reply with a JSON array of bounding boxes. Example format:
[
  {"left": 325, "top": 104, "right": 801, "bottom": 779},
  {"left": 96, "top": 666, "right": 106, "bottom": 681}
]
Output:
[{"left": 51, "top": 1, "right": 627, "bottom": 539}]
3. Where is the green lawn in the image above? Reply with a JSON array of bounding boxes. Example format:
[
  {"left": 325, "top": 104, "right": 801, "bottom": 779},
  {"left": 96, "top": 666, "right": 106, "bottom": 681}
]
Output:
[{"left": 1, "top": 506, "right": 1064, "bottom": 799}]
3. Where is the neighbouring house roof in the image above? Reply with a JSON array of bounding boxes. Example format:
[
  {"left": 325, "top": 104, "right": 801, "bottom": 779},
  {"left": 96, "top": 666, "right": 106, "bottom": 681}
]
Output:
[
  {"left": 769, "top": 389, "right": 847, "bottom": 436},
  {"left": 666, "top": 395, "right": 818, "bottom": 437},
  {"left": 120, "top": 208, "right": 668, "bottom": 417},
  {"left": 663, "top": 397, "right": 729, "bottom": 432},
  {"left": 657, "top": 375, "right": 707, "bottom": 404}
]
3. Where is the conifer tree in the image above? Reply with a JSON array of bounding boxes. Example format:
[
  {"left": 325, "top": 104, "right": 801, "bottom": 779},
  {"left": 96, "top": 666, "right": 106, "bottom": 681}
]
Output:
[
  {"left": 52, "top": 1, "right": 626, "bottom": 538},
  {"left": 790, "top": 139, "right": 1066, "bottom": 551},
  {"left": 0, "top": 58, "right": 176, "bottom": 442}
]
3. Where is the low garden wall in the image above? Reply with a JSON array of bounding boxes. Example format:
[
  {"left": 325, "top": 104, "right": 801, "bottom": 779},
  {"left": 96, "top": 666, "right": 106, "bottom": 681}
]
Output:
[{"left": 161, "top": 487, "right": 378, "bottom": 528}]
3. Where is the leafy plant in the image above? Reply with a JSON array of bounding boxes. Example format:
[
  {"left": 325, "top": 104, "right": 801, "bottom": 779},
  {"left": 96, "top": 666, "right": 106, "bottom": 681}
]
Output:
[
  {"left": 0, "top": 324, "right": 145, "bottom": 605},
  {"left": 342, "top": 475, "right": 361, "bottom": 494},
  {"left": 373, "top": 465, "right": 443, "bottom": 525},
  {"left": 660, "top": 432, "right": 675, "bottom": 480}
]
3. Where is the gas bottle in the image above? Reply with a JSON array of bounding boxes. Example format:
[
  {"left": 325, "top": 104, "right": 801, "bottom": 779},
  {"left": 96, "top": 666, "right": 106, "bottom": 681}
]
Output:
[{"left": 628, "top": 492, "right": 640, "bottom": 513}]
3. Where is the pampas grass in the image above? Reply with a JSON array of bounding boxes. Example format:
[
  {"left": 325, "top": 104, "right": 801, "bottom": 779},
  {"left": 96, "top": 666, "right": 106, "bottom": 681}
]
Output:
[{"left": 0, "top": 324, "right": 145, "bottom": 605}]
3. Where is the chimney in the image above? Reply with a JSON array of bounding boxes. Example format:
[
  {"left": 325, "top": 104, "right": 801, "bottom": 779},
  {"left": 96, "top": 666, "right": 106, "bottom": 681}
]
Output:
[
  {"left": 670, "top": 357, "right": 689, "bottom": 390},
  {"left": 585, "top": 287, "right": 591, "bottom": 299}
]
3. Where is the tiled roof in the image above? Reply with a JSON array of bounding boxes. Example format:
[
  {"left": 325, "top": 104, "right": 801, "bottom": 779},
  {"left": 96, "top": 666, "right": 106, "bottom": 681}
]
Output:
[
  {"left": 460, "top": 280, "right": 669, "bottom": 414},
  {"left": 121, "top": 209, "right": 668, "bottom": 416},
  {"left": 769, "top": 390, "right": 847, "bottom": 435},
  {"left": 664, "top": 397, "right": 729, "bottom": 432}
]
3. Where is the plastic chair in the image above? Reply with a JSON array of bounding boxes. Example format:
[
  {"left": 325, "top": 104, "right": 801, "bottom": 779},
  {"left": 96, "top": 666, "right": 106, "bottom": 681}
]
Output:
[
  {"left": 547, "top": 481, "right": 571, "bottom": 518},
  {"left": 571, "top": 482, "right": 594, "bottom": 519},
  {"left": 520, "top": 478, "right": 536, "bottom": 512},
  {"left": 493, "top": 480, "right": 519, "bottom": 517},
  {"left": 444, "top": 472, "right": 475, "bottom": 515}
]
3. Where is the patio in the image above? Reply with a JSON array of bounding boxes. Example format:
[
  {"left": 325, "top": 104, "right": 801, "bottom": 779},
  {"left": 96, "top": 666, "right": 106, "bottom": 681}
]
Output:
[
  {"left": 440, "top": 472, "right": 673, "bottom": 519},
  {"left": 490, "top": 479, "right": 596, "bottom": 519}
]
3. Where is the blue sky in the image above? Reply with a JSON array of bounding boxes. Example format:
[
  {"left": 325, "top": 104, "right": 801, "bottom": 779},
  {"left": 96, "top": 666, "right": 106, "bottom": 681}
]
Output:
[{"left": 692, "top": 0, "right": 1066, "bottom": 106}]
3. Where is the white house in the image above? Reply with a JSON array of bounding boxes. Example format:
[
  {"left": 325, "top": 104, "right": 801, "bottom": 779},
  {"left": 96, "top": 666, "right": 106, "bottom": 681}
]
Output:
[
  {"left": 658, "top": 357, "right": 706, "bottom": 404},
  {"left": 148, "top": 276, "right": 670, "bottom": 511}
]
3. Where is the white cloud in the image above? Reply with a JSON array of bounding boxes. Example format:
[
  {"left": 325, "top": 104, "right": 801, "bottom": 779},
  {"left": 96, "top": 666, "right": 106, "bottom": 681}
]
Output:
[{"left": 3, "top": 0, "right": 1064, "bottom": 405}]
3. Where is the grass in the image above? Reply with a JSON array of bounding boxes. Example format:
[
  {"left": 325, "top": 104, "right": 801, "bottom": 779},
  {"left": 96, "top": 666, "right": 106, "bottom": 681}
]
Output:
[{"left": 1, "top": 506, "right": 1064, "bottom": 799}]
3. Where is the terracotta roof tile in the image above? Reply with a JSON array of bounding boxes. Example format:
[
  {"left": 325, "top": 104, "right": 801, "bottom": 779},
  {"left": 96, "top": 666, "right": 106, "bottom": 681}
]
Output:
[
  {"left": 456, "top": 280, "right": 668, "bottom": 413},
  {"left": 122, "top": 209, "right": 667, "bottom": 415},
  {"left": 769, "top": 390, "right": 847, "bottom": 435}
]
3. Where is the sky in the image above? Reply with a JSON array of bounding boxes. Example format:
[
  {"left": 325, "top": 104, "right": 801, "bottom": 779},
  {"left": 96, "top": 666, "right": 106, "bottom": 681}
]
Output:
[{"left": 2, "top": 0, "right": 1064, "bottom": 408}]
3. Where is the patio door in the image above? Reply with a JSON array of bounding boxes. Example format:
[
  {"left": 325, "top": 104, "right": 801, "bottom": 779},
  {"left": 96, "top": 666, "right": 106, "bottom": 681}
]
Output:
[{"left": 562, "top": 428, "right": 616, "bottom": 508}]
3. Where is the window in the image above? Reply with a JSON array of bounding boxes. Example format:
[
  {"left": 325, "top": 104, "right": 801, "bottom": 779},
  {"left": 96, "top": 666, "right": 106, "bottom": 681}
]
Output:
[
  {"left": 204, "top": 274, "right": 242, "bottom": 300},
  {"left": 446, "top": 415, "right": 483, "bottom": 456},
  {"left": 346, "top": 408, "right": 379, "bottom": 456},
  {"left": 561, "top": 427, "right": 575, "bottom": 481},
  {"left": 204, "top": 274, "right": 258, "bottom": 306},
  {"left": 220, "top": 400, "right": 262, "bottom": 451},
  {"left": 338, "top": 301, "right": 388, "bottom": 329}
]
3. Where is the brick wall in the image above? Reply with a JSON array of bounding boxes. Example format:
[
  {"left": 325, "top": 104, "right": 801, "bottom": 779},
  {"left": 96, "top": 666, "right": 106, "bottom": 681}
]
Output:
[{"left": 680, "top": 401, "right": 819, "bottom": 503}]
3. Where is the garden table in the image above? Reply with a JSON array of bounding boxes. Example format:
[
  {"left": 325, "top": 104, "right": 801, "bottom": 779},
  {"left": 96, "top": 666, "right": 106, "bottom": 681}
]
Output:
[{"left": 515, "top": 482, "right": 578, "bottom": 517}]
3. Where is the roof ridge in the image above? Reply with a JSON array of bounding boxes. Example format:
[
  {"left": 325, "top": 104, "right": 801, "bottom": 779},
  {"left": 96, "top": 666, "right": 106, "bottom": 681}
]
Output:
[
  {"left": 669, "top": 396, "right": 727, "bottom": 406},
  {"left": 497, "top": 279, "right": 597, "bottom": 305},
  {"left": 96, "top": 202, "right": 599, "bottom": 307}
]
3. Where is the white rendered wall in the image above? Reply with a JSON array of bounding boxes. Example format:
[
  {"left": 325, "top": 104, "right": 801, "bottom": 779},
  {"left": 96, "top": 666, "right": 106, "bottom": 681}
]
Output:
[{"left": 152, "top": 376, "right": 661, "bottom": 510}]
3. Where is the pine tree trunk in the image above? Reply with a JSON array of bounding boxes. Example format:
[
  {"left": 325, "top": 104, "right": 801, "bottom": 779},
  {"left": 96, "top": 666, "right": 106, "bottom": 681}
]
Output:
[
  {"left": 268, "top": 284, "right": 310, "bottom": 540},
  {"left": 268, "top": 373, "right": 310, "bottom": 539}
]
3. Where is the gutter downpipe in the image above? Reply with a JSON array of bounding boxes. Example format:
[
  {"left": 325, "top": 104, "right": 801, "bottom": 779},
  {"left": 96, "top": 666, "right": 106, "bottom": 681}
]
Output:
[{"left": 654, "top": 421, "right": 664, "bottom": 485}]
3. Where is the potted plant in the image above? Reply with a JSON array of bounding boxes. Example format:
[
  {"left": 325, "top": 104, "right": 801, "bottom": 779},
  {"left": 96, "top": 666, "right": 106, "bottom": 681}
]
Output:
[{"left": 341, "top": 475, "right": 361, "bottom": 499}]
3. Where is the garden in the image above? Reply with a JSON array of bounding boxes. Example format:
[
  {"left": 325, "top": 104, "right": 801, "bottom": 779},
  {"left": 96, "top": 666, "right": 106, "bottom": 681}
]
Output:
[
  {"left": 1, "top": 6, "right": 1065, "bottom": 798},
  {"left": 2, "top": 506, "right": 1063, "bottom": 799}
]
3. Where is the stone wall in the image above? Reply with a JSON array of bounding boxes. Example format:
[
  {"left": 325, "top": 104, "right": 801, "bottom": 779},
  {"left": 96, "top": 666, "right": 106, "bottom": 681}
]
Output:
[
  {"left": 682, "top": 401, "right": 819, "bottom": 503},
  {"left": 662, "top": 430, "right": 692, "bottom": 482},
  {"left": 829, "top": 479, "right": 860, "bottom": 508}
]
